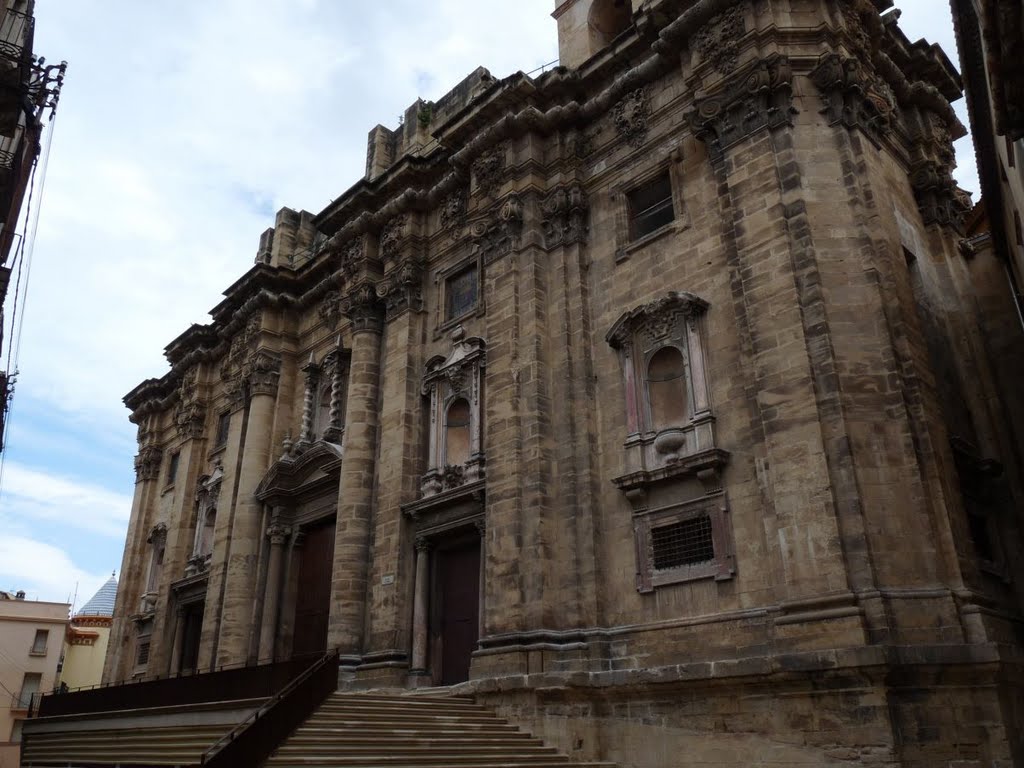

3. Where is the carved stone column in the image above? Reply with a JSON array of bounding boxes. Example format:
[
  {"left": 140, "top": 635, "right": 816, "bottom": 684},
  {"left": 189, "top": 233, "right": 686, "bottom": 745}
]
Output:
[
  {"left": 409, "top": 538, "right": 431, "bottom": 678},
  {"left": 258, "top": 521, "right": 291, "bottom": 663},
  {"left": 328, "top": 284, "right": 384, "bottom": 660}
]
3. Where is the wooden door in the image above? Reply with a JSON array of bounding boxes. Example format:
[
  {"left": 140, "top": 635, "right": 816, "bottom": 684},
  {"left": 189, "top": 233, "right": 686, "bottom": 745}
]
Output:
[
  {"left": 292, "top": 519, "right": 335, "bottom": 658},
  {"left": 438, "top": 540, "right": 481, "bottom": 685},
  {"left": 179, "top": 602, "right": 203, "bottom": 674}
]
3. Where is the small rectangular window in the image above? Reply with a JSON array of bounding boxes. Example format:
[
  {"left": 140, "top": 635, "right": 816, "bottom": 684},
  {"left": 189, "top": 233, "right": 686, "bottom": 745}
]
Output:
[
  {"left": 651, "top": 516, "right": 715, "bottom": 570},
  {"left": 445, "top": 265, "right": 478, "bottom": 321},
  {"left": 627, "top": 172, "right": 674, "bottom": 240},
  {"left": 30, "top": 629, "right": 48, "bottom": 655},
  {"left": 167, "top": 452, "right": 180, "bottom": 484},
  {"left": 136, "top": 639, "right": 151, "bottom": 667},
  {"left": 216, "top": 412, "right": 231, "bottom": 447}
]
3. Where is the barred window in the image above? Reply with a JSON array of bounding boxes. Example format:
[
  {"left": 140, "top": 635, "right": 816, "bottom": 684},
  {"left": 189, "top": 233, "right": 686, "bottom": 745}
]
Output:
[
  {"left": 445, "top": 265, "right": 478, "bottom": 321},
  {"left": 136, "top": 639, "right": 151, "bottom": 667},
  {"left": 651, "top": 516, "right": 714, "bottom": 570}
]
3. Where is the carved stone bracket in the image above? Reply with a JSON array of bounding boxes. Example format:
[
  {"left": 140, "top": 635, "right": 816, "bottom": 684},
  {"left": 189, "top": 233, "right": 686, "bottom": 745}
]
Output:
[
  {"left": 910, "top": 163, "right": 971, "bottom": 233},
  {"left": 339, "top": 236, "right": 367, "bottom": 284},
  {"left": 471, "top": 194, "right": 523, "bottom": 265},
  {"left": 319, "top": 290, "right": 341, "bottom": 330},
  {"left": 694, "top": 2, "right": 746, "bottom": 75},
  {"left": 380, "top": 214, "right": 408, "bottom": 262},
  {"left": 809, "top": 52, "right": 897, "bottom": 145},
  {"left": 540, "top": 184, "right": 589, "bottom": 250},
  {"left": 612, "top": 88, "right": 649, "bottom": 149},
  {"left": 134, "top": 445, "right": 163, "bottom": 483},
  {"left": 686, "top": 55, "right": 796, "bottom": 167},
  {"left": 439, "top": 187, "right": 468, "bottom": 239},
  {"left": 339, "top": 281, "right": 385, "bottom": 334},
  {"left": 376, "top": 259, "right": 425, "bottom": 320},
  {"left": 471, "top": 143, "right": 507, "bottom": 198}
]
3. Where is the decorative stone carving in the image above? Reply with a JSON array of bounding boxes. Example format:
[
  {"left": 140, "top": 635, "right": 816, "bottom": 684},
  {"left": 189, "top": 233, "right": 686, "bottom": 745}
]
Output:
[
  {"left": 376, "top": 259, "right": 425, "bottom": 319},
  {"left": 540, "top": 183, "right": 589, "bottom": 249},
  {"left": 339, "top": 281, "right": 385, "bottom": 334},
  {"left": 694, "top": 2, "right": 745, "bottom": 74},
  {"left": 471, "top": 194, "right": 524, "bottom": 264},
  {"left": 686, "top": 55, "right": 796, "bottom": 166},
  {"left": 148, "top": 522, "right": 168, "bottom": 546},
  {"left": 319, "top": 290, "right": 341, "bottom": 329},
  {"left": 612, "top": 88, "right": 649, "bottom": 149},
  {"left": 439, "top": 188, "right": 468, "bottom": 238},
  {"left": 339, "top": 236, "right": 366, "bottom": 283},
  {"left": 420, "top": 328, "right": 486, "bottom": 498},
  {"left": 220, "top": 312, "right": 262, "bottom": 383},
  {"left": 910, "top": 164, "right": 971, "bottom": 233},
  {"left": 379, "top": 214, "right": 408, "bottom": 261},
  {"left": 175, "top": 400, "right": 207, "bottom": 440},
  {"left": 471, "top": 143, "right": 507, "bottom": 198},
  {"left": 606, "top": 291, "right": 710, "bottom": 351},
  {"left": 809, "top": 52, "right": 897, "bottom": 143},
  {"left": 134, "top": 445, "right": 163, "bottom": 483}
]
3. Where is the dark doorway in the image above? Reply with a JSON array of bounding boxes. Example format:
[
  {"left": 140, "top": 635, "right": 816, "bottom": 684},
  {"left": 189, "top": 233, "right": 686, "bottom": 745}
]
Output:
[
  {"left": 178, "top": 602, "right": 204, "bottom": 674},
  {"left": 435, "top": 539, "right": 481, "bottom": 685},
  {"left": 292, "top": 518, "right": 336, "bottom": 657}
]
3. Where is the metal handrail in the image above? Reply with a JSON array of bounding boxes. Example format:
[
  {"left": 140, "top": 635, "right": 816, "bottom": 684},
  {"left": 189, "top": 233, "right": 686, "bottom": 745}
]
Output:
[{"left": 201, "top": 648, "right": 340, "bottom": 766}]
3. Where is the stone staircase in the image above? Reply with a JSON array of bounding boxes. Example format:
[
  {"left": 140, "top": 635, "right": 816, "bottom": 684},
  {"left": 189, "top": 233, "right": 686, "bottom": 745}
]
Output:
[{"left": 264, "top": 692, "right": 615, "bottom": 768}]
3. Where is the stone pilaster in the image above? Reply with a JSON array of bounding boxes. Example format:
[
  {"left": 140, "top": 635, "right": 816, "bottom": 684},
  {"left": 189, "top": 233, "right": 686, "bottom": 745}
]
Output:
[{"left": 328, "top": 285, "right": 384, "bottom": 660}]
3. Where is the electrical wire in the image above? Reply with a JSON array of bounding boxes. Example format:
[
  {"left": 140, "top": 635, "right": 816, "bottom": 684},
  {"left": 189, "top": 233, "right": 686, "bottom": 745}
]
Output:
[{"left": 0, "top": 104, "right": 58, "bottom": 496}]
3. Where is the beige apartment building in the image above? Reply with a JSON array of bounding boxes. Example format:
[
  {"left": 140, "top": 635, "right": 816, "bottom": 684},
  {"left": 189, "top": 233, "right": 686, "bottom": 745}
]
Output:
[
  {"left": 94, "top": 0, "right": 1024, "bottom": 765},
  {"left": 0, "top": 592, "right": 67, "bottom": 767},
  {"left": 57, "top": 576, "right": 117, "bottom": 694}
]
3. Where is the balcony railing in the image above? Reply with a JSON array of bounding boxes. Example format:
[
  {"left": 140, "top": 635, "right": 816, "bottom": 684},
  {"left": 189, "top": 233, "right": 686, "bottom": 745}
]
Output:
[{"left": 0, "top": 8, "right": 33, "bottom": 64}]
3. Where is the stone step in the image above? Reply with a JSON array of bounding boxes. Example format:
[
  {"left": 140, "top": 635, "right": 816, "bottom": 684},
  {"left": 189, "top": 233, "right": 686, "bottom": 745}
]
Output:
[
  {"left": 315, "top": 702, "right": 499, "bottom": 718},
  {"left": 273, "top": 743, "right": 558, "bottom": 757},
  {"left": 285, "top": 734, "right": 542, "bottom": 747},
  {"left": 265, "top": 692, "right": 616, "bottom": 768}
]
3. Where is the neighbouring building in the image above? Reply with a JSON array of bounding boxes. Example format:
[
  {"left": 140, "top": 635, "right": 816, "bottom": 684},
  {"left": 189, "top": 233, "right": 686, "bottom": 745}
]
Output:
[
  {"left": 102, "top": 0, "right": 1024, "bottom": 765},
  {"left": 57, "top": 575, "right": 117, "bottom": 693},
  {"left": 0, "top": 0, "right": 64, "bottom": 452},
  {"left": 0, "top": 591, "right": 67, "bottom": 767}
]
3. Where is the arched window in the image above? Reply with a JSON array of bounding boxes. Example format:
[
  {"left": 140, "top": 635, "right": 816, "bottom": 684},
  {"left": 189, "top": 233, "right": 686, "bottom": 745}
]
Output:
[
  {"left": 588, "top": 0, "right": 632, "bottom": 52},
  {"left": 647, "top": 346, "right": 687, "bottom": 428},
  {"left": 445, "top": 398, "right": 471, "bottom": 466}
]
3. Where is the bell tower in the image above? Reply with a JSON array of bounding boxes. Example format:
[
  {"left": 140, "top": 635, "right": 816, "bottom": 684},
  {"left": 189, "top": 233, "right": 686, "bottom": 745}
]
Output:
[{"left": 552, "top": 0, "right": 636, "bottom": 69}]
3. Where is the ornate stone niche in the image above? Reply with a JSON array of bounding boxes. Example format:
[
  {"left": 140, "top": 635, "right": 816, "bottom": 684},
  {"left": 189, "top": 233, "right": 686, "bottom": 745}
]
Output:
[
  {"left": 294, "top": 343, "right": 349, "bottom": 452},
  {"left": 140, "top": 523, "right": 167, "bottom": 615},
  {"left": 606, "top": 292, "right": 728, "bottom": 500},
  {"left": 419, "top": 327, "right": 486, "bottom": 500},
  {"left": 185, "top": 461, "right": 223, "bottom": 577}
]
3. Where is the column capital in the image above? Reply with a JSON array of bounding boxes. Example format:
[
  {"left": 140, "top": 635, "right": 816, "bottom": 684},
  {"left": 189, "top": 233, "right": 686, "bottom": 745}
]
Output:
[
  {"left": 340, "top": 281, "right": 385, "bottom": 335},
  {"left": 266, "top": 523, "right": 292, "bottom": 545},
  {"left": 414, "top": 536, "right": 432, "bottom": 552}
]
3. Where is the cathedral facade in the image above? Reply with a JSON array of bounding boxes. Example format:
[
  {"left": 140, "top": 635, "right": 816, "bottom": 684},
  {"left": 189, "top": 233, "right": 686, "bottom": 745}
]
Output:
[{"left": 106, "top": 0, "right": 1024, "bottom": 764}]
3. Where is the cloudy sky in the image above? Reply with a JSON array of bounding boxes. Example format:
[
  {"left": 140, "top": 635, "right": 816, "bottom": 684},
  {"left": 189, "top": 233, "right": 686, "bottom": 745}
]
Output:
[{"left": 0, "top": 1, "right": 977, "bottom": 607}]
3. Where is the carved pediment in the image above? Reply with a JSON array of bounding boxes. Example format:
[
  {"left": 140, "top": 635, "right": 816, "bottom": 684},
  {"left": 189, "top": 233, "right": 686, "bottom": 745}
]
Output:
[
  {"left": 255, "top": 441, "right": 343, "bottom": 503},
  {"left": 606, "top": 291, "right": 709, "bottom": 350}
]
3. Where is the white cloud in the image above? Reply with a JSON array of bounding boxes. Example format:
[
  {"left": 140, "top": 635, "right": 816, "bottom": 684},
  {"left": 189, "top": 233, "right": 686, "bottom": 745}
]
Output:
[
  {"left": 0, "top": 535, "right": 109, "bottom": 607},
  {"left": 0, "top": 462, "right": 132, "bottom": 539}
]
